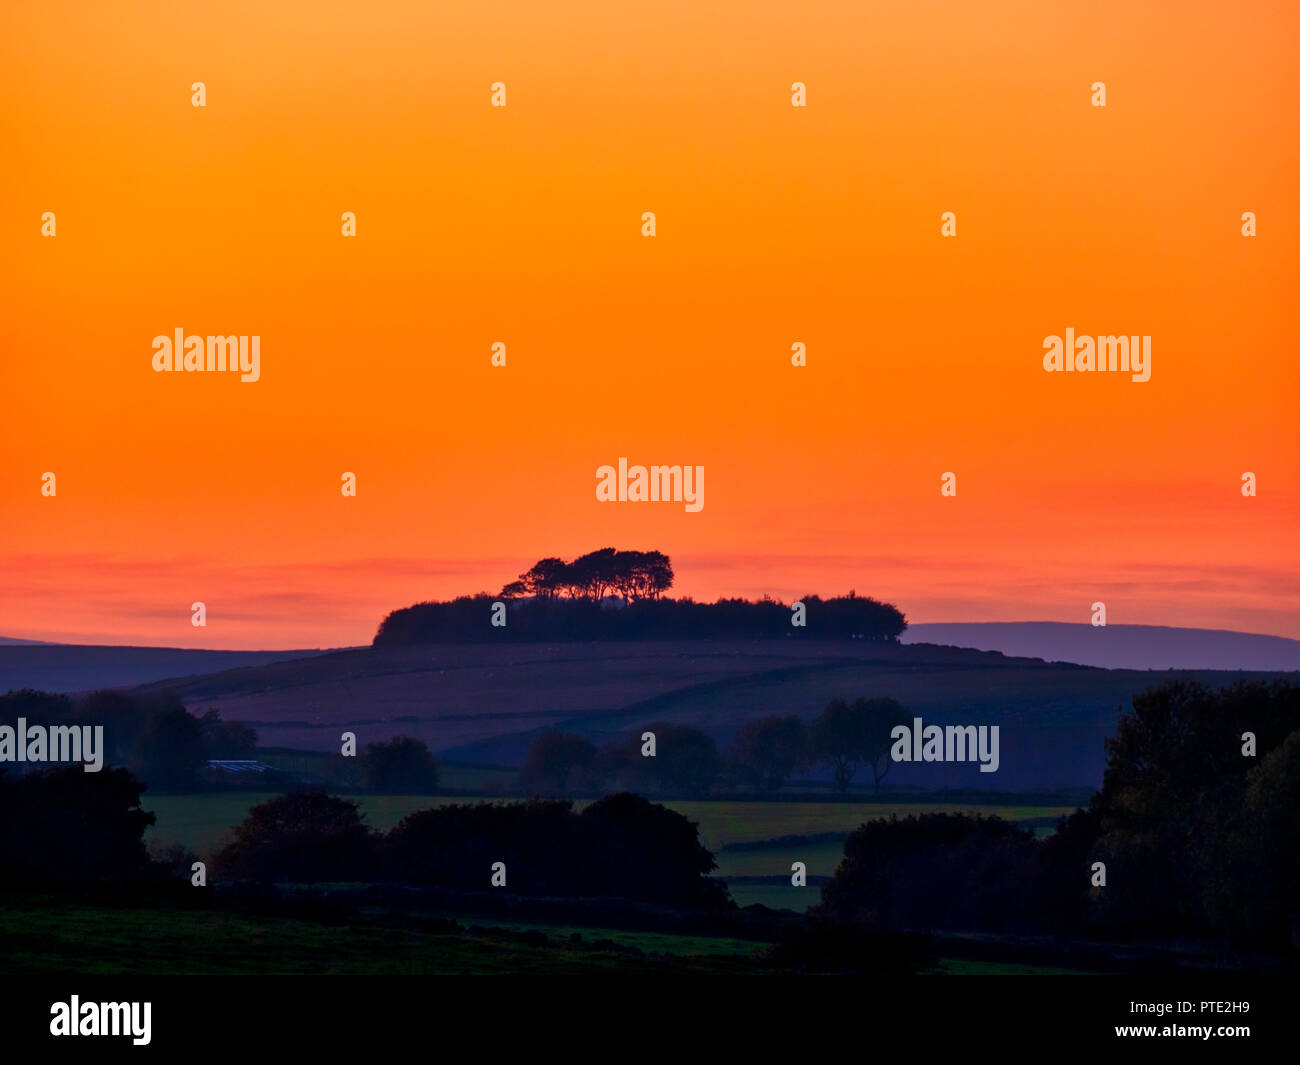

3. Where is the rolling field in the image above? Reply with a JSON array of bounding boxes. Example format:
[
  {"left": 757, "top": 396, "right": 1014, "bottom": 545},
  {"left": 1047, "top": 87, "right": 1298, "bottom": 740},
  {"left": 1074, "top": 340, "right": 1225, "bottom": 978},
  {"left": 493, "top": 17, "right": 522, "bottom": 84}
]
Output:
[{"left": 124, "top": 639, "right": 1281, "bottom": 791}]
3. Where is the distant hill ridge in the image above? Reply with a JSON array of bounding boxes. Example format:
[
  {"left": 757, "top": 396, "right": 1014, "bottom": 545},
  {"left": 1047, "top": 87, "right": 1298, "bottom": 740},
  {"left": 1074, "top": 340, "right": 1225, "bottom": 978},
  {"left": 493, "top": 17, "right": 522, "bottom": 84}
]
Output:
[
  {"left": 902, "top": 622, "right": 1300, "bottom": 672},
  {"left": 0, "top": 643, "right": 336, "bottom": 693},
  {"left": 3, "top": 628, "right": 1295, "bottom": 791},
  {"left": 3, "top": 621, "right": 1297, "bottom": 694}
]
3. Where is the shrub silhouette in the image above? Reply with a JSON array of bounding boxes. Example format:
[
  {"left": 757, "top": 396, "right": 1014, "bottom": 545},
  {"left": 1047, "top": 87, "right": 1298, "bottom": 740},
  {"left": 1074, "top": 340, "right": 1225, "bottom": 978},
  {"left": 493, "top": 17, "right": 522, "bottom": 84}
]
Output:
[
  {"left": 363, "top": 736, "right": 439, "bottom": 794},
  {"left": 212, "top": 790, "right": 377, "bottom": 883},
  {"left": 518, "top": 731, "right": 596, "bottom": 794},
  {"left": 818, "top": 813, "right": 1037, "bottom": 933},
  {"left": 0, "top": 765, "right": 155, "bottom": 886},
  {"left": 382, "top": 793, "right": 728, "bottom": 908},
  {"left": 732, "top": 715, "right": 806, "bottom": 794}
]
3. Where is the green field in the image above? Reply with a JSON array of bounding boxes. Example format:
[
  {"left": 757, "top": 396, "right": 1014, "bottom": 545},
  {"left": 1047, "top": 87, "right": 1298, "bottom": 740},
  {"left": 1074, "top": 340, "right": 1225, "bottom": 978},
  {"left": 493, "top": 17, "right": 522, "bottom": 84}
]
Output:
[
  {"left": 0, "top": 896, "right": 762, "bottom": 975},
  {"left": 0, "top": 896, "right": 1093, "bottom": 975}
]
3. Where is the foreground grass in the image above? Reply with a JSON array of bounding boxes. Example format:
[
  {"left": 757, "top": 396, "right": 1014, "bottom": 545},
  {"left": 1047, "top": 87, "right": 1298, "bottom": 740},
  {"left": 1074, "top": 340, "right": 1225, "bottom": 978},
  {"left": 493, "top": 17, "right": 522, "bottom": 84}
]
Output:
[
  {"left": 0, "top": 897, "right": 764, "bottom": 976},
  {"left": 0, "top": 897, "right": 1093, "bottom": 975}
]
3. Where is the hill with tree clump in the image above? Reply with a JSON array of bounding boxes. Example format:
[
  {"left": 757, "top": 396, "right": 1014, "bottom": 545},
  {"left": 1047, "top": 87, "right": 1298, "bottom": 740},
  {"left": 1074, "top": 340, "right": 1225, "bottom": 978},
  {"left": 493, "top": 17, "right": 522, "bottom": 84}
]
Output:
[{"left": 373, "top": 548, "right": 907, "bottom": 645}]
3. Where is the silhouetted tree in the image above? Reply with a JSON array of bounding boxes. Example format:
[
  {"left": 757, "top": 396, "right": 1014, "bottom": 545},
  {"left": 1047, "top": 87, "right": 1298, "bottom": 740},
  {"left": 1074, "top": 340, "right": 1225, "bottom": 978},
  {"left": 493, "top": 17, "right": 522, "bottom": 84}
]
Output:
[
  {"left": 621, "top": 723, "right": 722, "bottom": 795},
  {"left": 72, "top": 689, "right": 143, "bottom": 765},
  {"left": 364, "top": 736, "right": 440, "bottom": 794},
  {"left": 382, "top": 794, "right": 728, "bottom": 909},
  {"left": 569, "top": 547, "right": 619, "bottom": 600},
  {"left": 1090, "top": 678, "right": 1300, "bottom": 941},
  {"left": 818, "top": 813, "right": 1038, "bottom": 933},
  {"left": 199, "top": 709, "right": 258, "bottom": 760},
  {"left": 0, "top": 688, "right": 73, "bottom": 725},
  {"left": 1028, "top": 807, "right": 1100, "bottom": 934},
  {"left": 610, "top": 550, "right": 673, "bottom": 601},
  {"left": 516, "top": 557, "right": 569, "bottom": 599},
  {"left": 733, "top": 715, "right": 806, "bottom": 794},
  {"left": 212, "top": 790, "right": 377, "bottom": 882},
  {"left": 384, "top": 799, "right": 576, "bottom": 891},
  {"left": 131, "top": 705, "right": 206, "bottom": 791},
  {"left": 580, "top": 792, "right": 728, "bottom": 908},
  {"left": 0, "top": 766, "right": 155, "bottom": 886},
  {"left": 1240, "top": 728, "right": 1300, "bottom": 947},
  {"left": 808, "top": 696, "right": 909, "bottom": 793},
  {"left": 858, "top": 697, "right": 909, "bottom": 792},
  {"left": 520, "top": 730, "right": 597, "bottom": 794},
  {"left": 808, "top": 698, "right": 862, "bottom": 792}
]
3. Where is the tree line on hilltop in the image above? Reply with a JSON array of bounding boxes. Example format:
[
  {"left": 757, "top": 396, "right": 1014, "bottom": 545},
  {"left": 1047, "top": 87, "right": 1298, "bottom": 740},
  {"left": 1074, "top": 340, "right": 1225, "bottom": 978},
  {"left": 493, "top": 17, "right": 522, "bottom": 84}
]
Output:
[
  {"left": 373, "top": 547, "right": 907, "bottom": 644},
  {"left": 502, "top": 548, "right": 674, "bottom": 602}
]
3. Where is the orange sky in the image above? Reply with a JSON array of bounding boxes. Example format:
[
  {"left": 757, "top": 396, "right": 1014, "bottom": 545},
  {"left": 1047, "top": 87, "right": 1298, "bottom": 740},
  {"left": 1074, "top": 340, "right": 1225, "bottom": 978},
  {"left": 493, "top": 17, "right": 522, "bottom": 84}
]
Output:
[{"left": 2, "top": 0, "right": 1297, "bottom": 649}]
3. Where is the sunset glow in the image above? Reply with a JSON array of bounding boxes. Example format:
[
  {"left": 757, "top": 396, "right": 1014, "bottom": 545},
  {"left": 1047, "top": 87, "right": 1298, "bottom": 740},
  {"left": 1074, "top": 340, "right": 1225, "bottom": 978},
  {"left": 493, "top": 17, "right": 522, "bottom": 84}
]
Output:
[{"left": 2, "top": 0, "right": 1297, "bottom": 648}]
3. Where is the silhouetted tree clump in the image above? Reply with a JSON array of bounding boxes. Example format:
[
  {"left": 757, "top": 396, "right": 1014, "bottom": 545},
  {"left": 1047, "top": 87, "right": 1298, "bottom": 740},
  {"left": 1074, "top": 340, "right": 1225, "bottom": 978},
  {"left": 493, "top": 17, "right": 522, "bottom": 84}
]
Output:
[
  {"left": 0, "top": 688, "right": 257, "bottom": 792},
  {"left": 519, "top": 731, "right": 597, "bottom": 794},
  {"left": 1088, "top": 677, "right": 1300, "bottom": 946},
  {"left": 590, "top": 723, "right": 720, "bottom": 797},
  {"left": 372, "top": 553, "right": 906, "bottom": 645},
  {"left": 816, "top": 679, "right": 1300, "bottom": 955},
  {"left": 0, "top": 765, "right": 156, "bottom": 886},
  {"left": 808, "top": 696, "right": 909, "bottom": 793},
  {"left": 363, "top": 736, "right": 439, "bottom": 794},
  {"left": 199, "top": 709, "right": 258, "bottom": 760},
  {"left": 211, "top": 790, "right": 378, "bottom": 883},
  {"left": 732, "top": 715, "right": 806, "bottom": 794},
  {"left": 818, "top": 813, "right": 1039, "bottom": 933},
  {"left": 382, "top": 793, "right": 728, "bottom": 909}
]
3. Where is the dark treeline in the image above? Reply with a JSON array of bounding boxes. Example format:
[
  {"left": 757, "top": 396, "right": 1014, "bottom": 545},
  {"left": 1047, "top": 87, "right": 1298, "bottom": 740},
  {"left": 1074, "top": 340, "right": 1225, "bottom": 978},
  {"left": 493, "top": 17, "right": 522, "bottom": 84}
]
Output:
[
  {"left": 4, "top": 677, "right": 1297, "bottom": 967},
  {"left": 0, "top": 768, "right": 928, "bottom": 973},
  {"left": 214, "top": 791, "right": 729, "bottom": 910},
  {"left": 374, "top": 547, "right": 906, "bottom": 645},
  {"left": 0, "top": 689, "right": 256, "bottom": 792},
  {"left": 0, "top": 770, "right": 728, "bottom": 913},
  {"left": 0, "top": 690, "right": 441, "bottom": 795},
  {"left": 375, "top": 592, "right": 907, "bottom": 646},
  {"left": 518, "top": 697, "right": 910, "bottom": 797},
  {"left": 816, "top": 678, "right": 1300, "bottom": 957},
  {"left": 0, "top": 766, "right": 159, "bottom": 887}
]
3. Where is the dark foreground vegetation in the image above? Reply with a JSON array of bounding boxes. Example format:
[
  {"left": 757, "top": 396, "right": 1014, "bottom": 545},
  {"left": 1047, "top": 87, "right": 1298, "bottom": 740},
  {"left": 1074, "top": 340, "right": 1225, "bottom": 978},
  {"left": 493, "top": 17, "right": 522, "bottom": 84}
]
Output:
[
  {"left": 1, "top": 677, "right": 1296, "bottom": 973},
  {"left": 817, "top": 678, "right": 1300, "bottom": 958}
]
